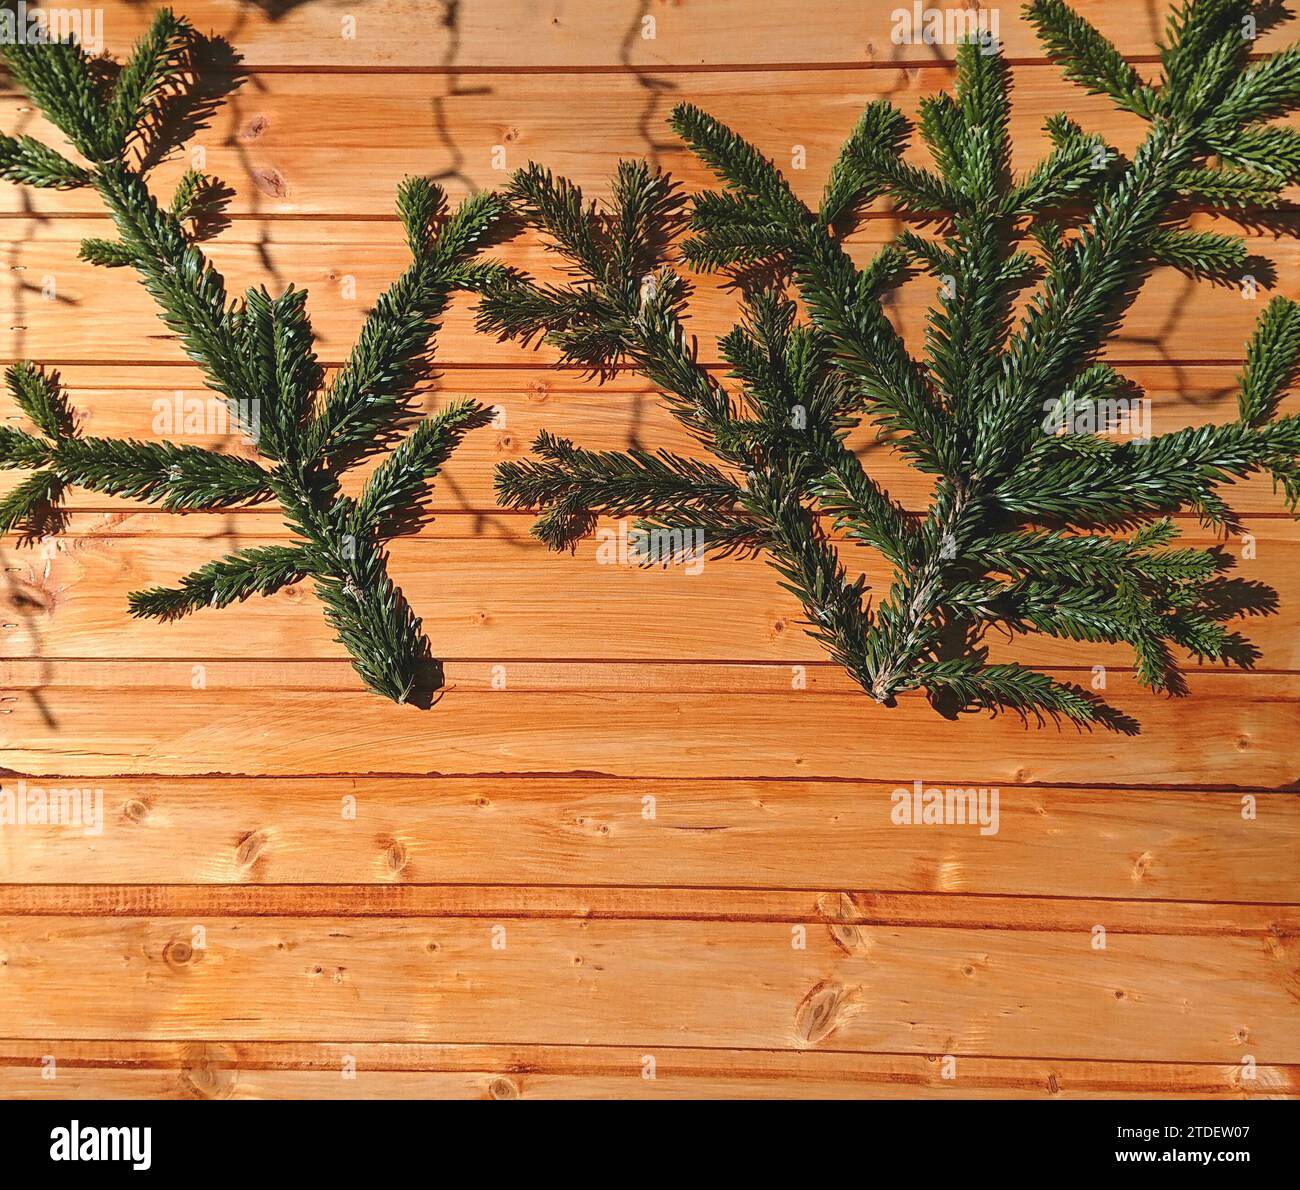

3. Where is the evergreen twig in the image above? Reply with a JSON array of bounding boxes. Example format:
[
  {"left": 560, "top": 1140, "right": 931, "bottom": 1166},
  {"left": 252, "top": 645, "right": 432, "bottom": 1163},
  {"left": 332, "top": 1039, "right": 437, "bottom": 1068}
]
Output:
[
  {"left": 0, "top": 9, "right": 504, "bottom": 702},
  {"left": 483, "top": 0, "right": 1300, "bottom": 727}
]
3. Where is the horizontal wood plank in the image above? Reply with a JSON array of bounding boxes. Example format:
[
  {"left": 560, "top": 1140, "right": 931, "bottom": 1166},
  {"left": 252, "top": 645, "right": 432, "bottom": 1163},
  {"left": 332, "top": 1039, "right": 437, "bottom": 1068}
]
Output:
[
  {"left": 53, "top": 1, "right": 1298, "bottom": 69},
  {"left": 1, "top": 776, "right": 1294, "bottom": 903},
  {"left": 5, "top": 365, "right": 1296, "bottom": 517},
  {"left": 1, "top": 662, "right": 1294, "bottom": 786},
  {"left": 0, "top": 217, "right": 1295, "bottom": 366},
  {"left": 0, "top": 65, "right": 1180, "bottom": 216},
  {"left": 3, "top": 512, "right": 1294, "bottom": 669},
  {"left": 0, "top": 914, "right": 1294, "bottom": 1058},
  {"left": 1, "top": 1041, "right": 1289, "bottom": 1099}
]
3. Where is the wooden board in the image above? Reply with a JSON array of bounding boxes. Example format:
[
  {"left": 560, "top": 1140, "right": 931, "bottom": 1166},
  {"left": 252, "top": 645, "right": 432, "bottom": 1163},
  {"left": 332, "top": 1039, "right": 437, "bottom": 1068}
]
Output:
[
  {"left": 3, "top": 662, "right": 1298, "bottom": 785},
  {"left": 3, "top": 778, "right": 1297, "bottom": 904},
  {"left": 1, "top": 1, "right": 1298, "bottom": 1102},
  {"left": 5, "top": 366, "right": 1298, "bottom": 516},
  {"left": 0, "top": 67, "right": 1199, "bottom": 216},
  {"left": 2, "top": 1041, "right": 1291, "bottom": 1100},
  {"left": 3, "top": 913, "right": 1297, "bottom": 1059},
  {"left": 43, "top": 1, "right": 1298, "bottom": 69},
  {"left": 3, "top": 512, "right": 1298, "bottom": 669},
  {"left": 0, "top": 216, "right": 1297, "bottom": 366}
]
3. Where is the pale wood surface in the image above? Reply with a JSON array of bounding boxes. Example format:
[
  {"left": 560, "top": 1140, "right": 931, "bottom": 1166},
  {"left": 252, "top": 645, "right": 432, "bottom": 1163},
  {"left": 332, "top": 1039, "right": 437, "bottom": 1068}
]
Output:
[
  {"left": 3, "top": 662, "right": 1296, "bottom": 785},
  {"left": 0, "top": 1, "right": 1298, "bottom": 1100}
]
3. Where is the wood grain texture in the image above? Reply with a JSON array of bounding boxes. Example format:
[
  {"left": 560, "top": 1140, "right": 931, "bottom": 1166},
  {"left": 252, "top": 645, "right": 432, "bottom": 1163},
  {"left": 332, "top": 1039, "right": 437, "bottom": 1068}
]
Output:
[
  {"left": 1, "top": 1, "right": 1298, "bottom": 1100},
  {"left": 4, "top": 885, "right": 1299, "bottom": 936},
  {"left": 53, "top": 1, "right": 1299, "bottom": 68},
  {"left": 0, "top": 66, "right": 1235, "bottom": 216},
  {"left": 2, "top": 914, "right": 1296, "bottom": 1059},
  {"left": 2, "top": 777, "right": 1296, "bottom": 903},
  {"left": 2, "top": 1042, "right": 1291, "bottom": 1100},
  {"left": 3, "top": 661, "right": 1296, "bottom": 785}
]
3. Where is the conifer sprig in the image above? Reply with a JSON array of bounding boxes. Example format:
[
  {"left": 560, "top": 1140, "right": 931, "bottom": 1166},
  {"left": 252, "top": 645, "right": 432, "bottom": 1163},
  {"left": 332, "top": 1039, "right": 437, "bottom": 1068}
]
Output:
[
  {"left": 485, "top": 0, "right": 1300, "bottom": 727},
  {"left": 0, "top": 9, "right": 503, "bottom": 702}
]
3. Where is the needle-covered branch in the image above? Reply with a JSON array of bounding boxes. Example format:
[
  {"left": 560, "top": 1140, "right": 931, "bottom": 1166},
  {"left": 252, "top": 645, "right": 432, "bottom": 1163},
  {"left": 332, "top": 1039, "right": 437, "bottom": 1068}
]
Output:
[
  {"left": 479, "top": 164, "right": 885, "bottom": 680},
  {"left": 0, "top": 8, "right": 505, "bottom": 702},
  {"left": 486, "top": 0, "right": 1300, "bottom": 728}
]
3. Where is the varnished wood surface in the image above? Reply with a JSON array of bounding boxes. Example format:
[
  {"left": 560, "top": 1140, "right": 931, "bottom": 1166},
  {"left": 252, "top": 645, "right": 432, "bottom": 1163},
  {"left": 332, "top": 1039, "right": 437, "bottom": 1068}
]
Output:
[{"left": 0, "top": 1, "right": 1297, "bottom": 1100}]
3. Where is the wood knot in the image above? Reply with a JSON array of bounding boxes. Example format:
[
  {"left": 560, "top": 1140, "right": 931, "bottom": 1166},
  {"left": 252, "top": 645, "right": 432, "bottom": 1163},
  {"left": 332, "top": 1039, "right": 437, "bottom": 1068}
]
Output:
[
  {"left": 251, "top": 167, "right": 289, "bottom": 198},
  {"left": 239, "top": 115, "right": 270, "bottom": 140},
  {"left": 235, "top": 828, "right": 271, "bottom": 868},
  {"left": 488, "top": 1076, "right": 519, "bottom": 1100},
  {"left": 817, "top": 891, "right": 859, "bottom": 920},
  {"left": 163, "top": 939, "right": 195, "bottom": 969},
  {"left": 827, "top": 920, "right": 869, "bottom": 954},
  {"left": 383, "top": 838, "right": 408, "bottom": 875},
  {"left": 794, "top": 981, "right": 849, "bottom": 1045},
  {"left": 817, "top": 891, "right": 871, "bottom": 955},
  {"left": 122, "top": 798, "right": 150, "bottom": 824},
  {"left": 179, "top": 1043, "right": 237, "bottom": 1100}
]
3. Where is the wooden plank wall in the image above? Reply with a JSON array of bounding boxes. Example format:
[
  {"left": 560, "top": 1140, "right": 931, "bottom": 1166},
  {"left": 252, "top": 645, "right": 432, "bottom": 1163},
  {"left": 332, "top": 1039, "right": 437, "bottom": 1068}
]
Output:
[{"left": 1, "top": 1, "right": 1298, "bottom": 1099}]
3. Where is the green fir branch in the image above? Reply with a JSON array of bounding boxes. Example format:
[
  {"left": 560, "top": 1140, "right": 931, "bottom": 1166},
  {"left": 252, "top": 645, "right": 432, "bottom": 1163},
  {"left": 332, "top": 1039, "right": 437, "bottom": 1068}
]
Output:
[
  {"left": 0, "top": 9, "right": 502, "bottom": 703},
  {"left": 129, "top": 545, "right": 309, "bottom": 620},
  {"left": 486, "top": 0, "right": 1300, "bottom": 727}
]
